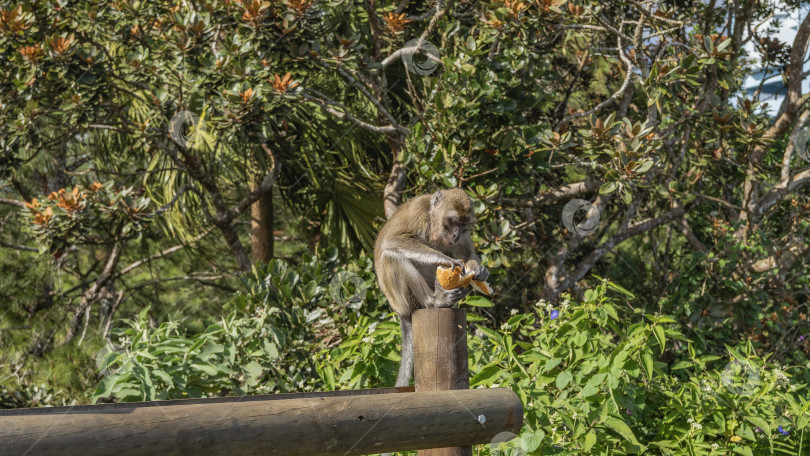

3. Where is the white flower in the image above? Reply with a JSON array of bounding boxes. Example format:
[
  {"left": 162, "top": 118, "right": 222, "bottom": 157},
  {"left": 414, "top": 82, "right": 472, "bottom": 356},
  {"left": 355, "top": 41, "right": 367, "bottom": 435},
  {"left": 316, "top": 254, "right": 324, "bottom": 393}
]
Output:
[
  {"left": 368, "top": 322, "right": 378, "bottom": 334},
  {"left": 687, "top": 418, "right": 694, "bottom": 423},
  {"left": 500, "top": 322, "right": 511, "bottom": 331},
  {"left": 691, "top": 421, "right": 702, "bottom": 431},
  {"left": 711, "top": 443, "right": 719, "bottom": 450},
  {"left": 510, "top": 308, "right": 519, "bottom": 316},
  {"left": 774, "top": 369, "right": 789, "bottom": 388},
  {"left": 475, "top": 328, "right": 485, "bottom": 338}
]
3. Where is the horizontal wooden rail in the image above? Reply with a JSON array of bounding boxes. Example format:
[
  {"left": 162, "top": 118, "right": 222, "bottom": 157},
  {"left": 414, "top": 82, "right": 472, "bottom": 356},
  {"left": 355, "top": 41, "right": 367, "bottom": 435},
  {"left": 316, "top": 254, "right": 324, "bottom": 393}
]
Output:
[{"left": 0, "top": 387, "right": 523, "bottom": 456}]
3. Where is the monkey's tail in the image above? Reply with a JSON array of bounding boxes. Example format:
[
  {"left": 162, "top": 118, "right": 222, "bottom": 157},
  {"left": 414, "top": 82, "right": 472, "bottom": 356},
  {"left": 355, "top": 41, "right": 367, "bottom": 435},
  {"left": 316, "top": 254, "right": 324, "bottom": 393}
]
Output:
[{"left": 395, "top": 315, "right": 413, "bottom": 387}]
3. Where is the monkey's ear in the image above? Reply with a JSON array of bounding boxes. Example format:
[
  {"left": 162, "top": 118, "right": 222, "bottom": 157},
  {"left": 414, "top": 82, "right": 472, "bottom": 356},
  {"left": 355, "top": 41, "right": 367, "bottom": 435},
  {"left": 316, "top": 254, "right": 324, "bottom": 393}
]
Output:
[{"left": 430, "top": 190, "right": 443, "bottom": 208}]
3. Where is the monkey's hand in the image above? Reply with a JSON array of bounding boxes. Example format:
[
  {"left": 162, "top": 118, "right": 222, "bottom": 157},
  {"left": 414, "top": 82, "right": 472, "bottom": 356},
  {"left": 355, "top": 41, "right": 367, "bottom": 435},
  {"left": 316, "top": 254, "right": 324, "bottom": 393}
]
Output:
[
  {"left": 433, "top": 277, "right": 471, "bottom": 307},
  {"left": 440, "top": 257, "right": 466, "bottom": 271},
  {"left": 464, "top": 259, "right": 489, "bottom": 282},
  {"left": 472, "top": 264, "right": 490, "bottom": 282}
]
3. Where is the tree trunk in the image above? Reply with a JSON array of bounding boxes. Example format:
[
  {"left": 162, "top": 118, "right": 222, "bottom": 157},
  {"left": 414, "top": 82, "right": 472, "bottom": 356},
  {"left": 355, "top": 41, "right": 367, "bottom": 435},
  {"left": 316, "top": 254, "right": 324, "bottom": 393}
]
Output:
[
  {"left": 250, "top": 183, "right": 274, "bottom": 263},
  {"left": 383, "top": 136, "right": 406, "bottom": 220}
]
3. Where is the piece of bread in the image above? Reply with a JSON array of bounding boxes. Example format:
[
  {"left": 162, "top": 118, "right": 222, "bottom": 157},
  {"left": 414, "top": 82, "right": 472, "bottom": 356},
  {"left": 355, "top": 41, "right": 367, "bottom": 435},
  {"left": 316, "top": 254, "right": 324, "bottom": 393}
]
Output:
[{"left": 436, "top": 265, "right": 492, "bottom": 295}]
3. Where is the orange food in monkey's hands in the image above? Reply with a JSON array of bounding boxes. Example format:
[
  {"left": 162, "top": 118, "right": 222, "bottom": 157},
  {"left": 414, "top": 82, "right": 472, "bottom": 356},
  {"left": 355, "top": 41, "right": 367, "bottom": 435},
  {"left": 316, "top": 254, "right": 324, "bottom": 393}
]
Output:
[{"left": 436, "top": 265, "right": 493, "bottom": 295}]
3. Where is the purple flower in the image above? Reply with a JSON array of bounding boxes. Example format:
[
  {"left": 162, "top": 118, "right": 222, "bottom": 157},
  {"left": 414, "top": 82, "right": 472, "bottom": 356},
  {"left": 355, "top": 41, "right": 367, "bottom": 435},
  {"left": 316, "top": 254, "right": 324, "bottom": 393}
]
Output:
[
  {"left": 626, "top": 409, "right": 632, "bottom": 415},
  {"left": 756, "top": 427, "right": 762, "bottom": 433},
  {"left": 778, "top": 426, "right": 790, "bottom": 435},
  {"left": 550, "top": 309, "right": 559, "bottom": 320},
  {"left": 800, "top": 336, "right": 806, "bottom": 342}
]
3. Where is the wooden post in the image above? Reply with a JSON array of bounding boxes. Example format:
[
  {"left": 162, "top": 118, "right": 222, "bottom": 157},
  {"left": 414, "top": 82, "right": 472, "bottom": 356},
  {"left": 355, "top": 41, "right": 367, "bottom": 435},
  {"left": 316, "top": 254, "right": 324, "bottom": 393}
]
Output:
[
  {"left": 413, "top": 307, "right": 471, "bottom": 456},
  {"left": 0, "top": 388, "right": 522, "bottom": 456}
]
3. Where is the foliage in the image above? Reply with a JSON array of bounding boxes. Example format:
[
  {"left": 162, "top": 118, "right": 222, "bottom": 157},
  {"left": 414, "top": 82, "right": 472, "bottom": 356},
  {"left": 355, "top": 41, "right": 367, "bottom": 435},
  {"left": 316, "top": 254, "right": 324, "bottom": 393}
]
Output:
[
  {"left": 0, "top": 1, "right": 808, "bottom": 454},
  {"left": 23, "top": 182, "right": 152, "bottom": 256},
  {"left": 91, "top": 248, "right": 389, "bottom": 401},
  {"left": 467, "top": 282, "right": 810, "bottom": 455},
  {"left": 0, "top": 384, "right": 68, "bottom": 409},
  {"left": 89, "top": 255, "right": 810, "bottom": 455}
]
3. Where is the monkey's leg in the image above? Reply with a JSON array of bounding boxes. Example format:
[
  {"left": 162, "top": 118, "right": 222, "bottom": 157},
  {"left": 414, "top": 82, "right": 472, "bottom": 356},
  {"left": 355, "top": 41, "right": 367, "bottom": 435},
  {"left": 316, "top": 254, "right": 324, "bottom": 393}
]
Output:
[
  {"left": 395, "top": 314, "right": 413, "bottom": 387},
  {"left": 378, "top": 251, "right": 436, "bottom": 314},
  {"left": 432, "top": 277, "right": 472, "bottom": 308}
]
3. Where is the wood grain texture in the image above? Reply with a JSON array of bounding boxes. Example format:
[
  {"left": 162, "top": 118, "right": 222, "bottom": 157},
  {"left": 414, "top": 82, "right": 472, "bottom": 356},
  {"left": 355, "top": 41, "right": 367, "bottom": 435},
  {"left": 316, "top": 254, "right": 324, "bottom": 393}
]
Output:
[
  {"left": 0, "top": 387, "right": 522, "bottom": 456},
  {"left": 413, "top": 308, "right": 473, "bottom": 456}
]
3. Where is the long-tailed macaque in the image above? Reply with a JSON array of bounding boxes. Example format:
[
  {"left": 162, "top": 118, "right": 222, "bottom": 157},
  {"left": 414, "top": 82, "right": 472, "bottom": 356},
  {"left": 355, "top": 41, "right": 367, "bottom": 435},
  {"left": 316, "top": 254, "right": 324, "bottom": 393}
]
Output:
[{"left": 373, "top": 188, "right": 489, "bottom": 387}]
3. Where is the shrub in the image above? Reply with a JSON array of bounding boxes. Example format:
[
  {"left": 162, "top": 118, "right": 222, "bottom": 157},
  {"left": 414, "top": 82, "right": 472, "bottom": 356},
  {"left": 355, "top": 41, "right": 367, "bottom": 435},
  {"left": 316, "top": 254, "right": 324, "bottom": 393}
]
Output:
[{"left": 93, "top": 256, "right": 809, "bottom": 455}]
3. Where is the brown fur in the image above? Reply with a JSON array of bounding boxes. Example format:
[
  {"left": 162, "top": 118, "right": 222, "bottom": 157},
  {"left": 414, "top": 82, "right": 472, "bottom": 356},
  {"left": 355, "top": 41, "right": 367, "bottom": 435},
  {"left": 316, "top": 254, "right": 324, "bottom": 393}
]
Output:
[{"left": 373, "top": 188, "right": 486, "bottom": 386}]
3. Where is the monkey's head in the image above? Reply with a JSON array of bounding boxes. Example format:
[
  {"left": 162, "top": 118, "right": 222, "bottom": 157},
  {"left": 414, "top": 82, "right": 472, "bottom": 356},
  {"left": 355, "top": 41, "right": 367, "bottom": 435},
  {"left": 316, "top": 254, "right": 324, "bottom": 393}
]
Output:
[{"left": 429, "top": 189, "right": 474, "bottom": 248}]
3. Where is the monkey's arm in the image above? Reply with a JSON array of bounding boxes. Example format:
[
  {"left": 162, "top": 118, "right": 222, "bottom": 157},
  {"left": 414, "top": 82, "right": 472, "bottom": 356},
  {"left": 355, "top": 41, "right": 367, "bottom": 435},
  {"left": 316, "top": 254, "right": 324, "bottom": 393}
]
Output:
[{"left": 380, "top": 238, "right": 464, "bottom": 269}]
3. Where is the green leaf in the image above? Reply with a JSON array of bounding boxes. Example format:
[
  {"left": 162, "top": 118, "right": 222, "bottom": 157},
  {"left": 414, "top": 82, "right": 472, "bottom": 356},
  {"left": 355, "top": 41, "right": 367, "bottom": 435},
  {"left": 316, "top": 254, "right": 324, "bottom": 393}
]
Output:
[
  {"left": 151, "top": 369, "right": 173, "bottom": 385},
  {"left": 599, "top": 181, "right": 619, "bottom": 194},
  {"left": 581, "top": 373, "right": 606, "bottom": 397},
  {"left": 635, "top": 160, "right": 653, "bottom": 174},
  {"left": 671, "top": 360, "right": 692, "bottom": 370},
  {"left": 744, "top": 416, "right": 770, "bottom": 436},
  {"left": 244, "top": 361, "right": 263, "bottom": 386},
  {"left": 520, "top": 430, "right": 543, "bottom": 452},
  {"left": 464, "top": 295, "right": 494, "bottom": 307},
  {"left": 603, "top": 416, "right": 640, "bottom": 446},
  {"left": 606, "top": 281, "right": 635, "bottom": 299},
  {"left": 471, "top": 363, "right": 502, "bottom": 386},
  {"left": 641, "top": 348, "right": 654, "bottom": 378},
  {"left": 191, "top": 362, "right": 219, "bottom": 376},
  {"left": 556, "top": 370, "right": 573, "bottom": 389},
  {"left": 653, "top": 325, "right": 666, "bottom": 353},
  {"left": 584, "top": 431, "right": 597, "bottom": 451},
  {"left": 93, "top": 375, "right": 118, "bottom": 402},
  {"left": 542, "top": 358, "right": 562, "bottom": 374}
]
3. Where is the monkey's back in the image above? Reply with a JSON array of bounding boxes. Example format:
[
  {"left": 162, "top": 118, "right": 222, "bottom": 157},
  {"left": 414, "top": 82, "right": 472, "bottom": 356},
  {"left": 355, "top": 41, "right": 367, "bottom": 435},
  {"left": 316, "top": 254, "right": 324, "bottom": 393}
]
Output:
[
  {"left": 373, "top": 194, "right": 431, "bottom": 262},
  {"left": 373, "top": 194, "right": 434, "bottom": 315}
]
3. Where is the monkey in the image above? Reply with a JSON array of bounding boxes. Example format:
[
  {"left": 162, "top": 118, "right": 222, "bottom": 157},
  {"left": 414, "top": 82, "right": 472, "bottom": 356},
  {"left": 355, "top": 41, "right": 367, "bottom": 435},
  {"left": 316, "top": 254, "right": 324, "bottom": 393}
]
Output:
[{"left": 373, "top": 188, "right": 489, "bottom": 387}]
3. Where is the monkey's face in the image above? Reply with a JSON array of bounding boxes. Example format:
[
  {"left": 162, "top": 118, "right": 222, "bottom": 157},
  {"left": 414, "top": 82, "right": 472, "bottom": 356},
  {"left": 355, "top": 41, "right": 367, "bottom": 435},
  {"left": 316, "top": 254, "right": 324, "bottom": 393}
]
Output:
[
  {"left": 433, "top": 212, "right": 473, "bottom": 248},
  {"left": 429, "top": 189, "right": 475, "bottom": 248}
]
